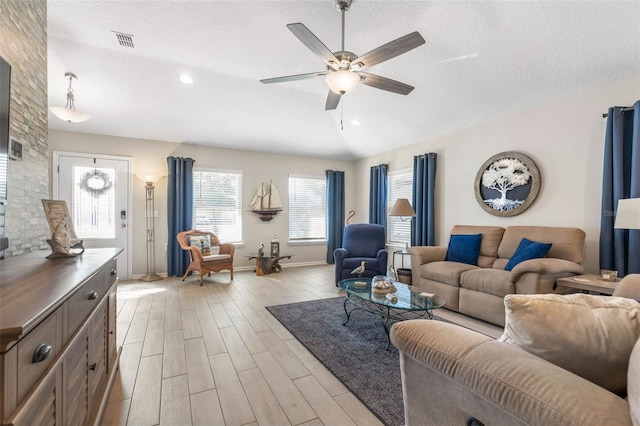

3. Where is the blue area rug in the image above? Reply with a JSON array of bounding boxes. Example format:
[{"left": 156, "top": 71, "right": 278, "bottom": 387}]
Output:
[{"left": 266, "top": 296, "right": 453, "bottom": 426}]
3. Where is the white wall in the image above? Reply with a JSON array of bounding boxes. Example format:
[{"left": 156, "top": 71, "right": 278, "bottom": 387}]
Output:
[
  {"left": 354, "top": 77, "right": 640, "bottom": 274},
  {"left": 47, "top": 132, "right": 355, "bottom": 277}
]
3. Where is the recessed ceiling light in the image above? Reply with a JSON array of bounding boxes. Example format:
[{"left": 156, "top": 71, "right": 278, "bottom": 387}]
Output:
[
  {"left": 180, "top": 74, "right": 194, "bottom": 84},
  {"left": 351, "top": 119, "right": 360, "bottom": 126}
]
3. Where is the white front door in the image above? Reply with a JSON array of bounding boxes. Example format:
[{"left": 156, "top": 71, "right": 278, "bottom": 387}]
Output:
[{"left": 54, "top": 152, "right": 132, "bottom": 279}]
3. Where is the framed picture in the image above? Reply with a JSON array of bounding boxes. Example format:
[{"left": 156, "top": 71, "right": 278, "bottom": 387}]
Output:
[
  {"left": 9, "top": 136, "right": 23, "bottom": 161},
  {"left": 474, "top": 151, "right": 541, "bottom": 217}
]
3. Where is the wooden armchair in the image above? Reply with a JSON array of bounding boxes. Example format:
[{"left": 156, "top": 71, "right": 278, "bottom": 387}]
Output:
[{"left": 176, "top": 230, "right": 235, "bottom": 286}]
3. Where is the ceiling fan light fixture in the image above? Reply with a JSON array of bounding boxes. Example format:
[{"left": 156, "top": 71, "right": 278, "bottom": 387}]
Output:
[
  {"left": 325, "top": 69, "right": 360, "bottom": 94},
  {"left": 49, "top": 72, "right": 91, "bottom": 123}
]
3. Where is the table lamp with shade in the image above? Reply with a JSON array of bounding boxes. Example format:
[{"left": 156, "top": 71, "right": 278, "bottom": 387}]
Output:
[
  {"left": 614, "top": 198, "right": 640, "bottom": 230},
  {"left": 389, "top": 198, "right": 416, "bottom": 251},
  {"left": 613, "top": 197, "right": 640, "bottom": 277}
]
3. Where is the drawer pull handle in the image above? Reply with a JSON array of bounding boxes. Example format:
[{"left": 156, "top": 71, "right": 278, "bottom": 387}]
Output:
[
  {"left": 111, "top": 269, "right": 117, "bottom": 276},
  {"left": 89, "top": 363, "right": 97, "bottom": 371},
  {"left": 88, "top": 291, "right": 99, "bottom": 300},
  {"left": 32, "top": 343, "right": 52, "bottom": 363}
]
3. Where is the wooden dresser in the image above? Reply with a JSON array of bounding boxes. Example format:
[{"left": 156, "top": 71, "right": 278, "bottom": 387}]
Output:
[{"left": 0, "top": 248, "right": 122, "bottom": 425}]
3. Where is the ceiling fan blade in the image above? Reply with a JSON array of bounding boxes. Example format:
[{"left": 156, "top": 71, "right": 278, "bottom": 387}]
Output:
[
  {"left": 325, "top": 90, "right": 341, "bottom": 110},
  {"left": 260, "top": 71, "right": 327, "bottom": 84},
  {"left": 353, "top": 32, "right": 425, "bottom": 71},
  {"left": 287, "top": 23, "right": 340, "bottom": 66},
  {"left": 360, "top": 73, "right": 414, "bottom": 95}
]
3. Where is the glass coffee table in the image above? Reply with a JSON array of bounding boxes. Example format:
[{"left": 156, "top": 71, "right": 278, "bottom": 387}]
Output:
[{"left": 338, "top": 278, "right": 445, "bottom": 350}]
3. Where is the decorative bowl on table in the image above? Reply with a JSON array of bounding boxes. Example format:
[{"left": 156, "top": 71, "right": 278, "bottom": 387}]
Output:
[{"left": 371, "top": 275, "right": 396, "bottom": 294}]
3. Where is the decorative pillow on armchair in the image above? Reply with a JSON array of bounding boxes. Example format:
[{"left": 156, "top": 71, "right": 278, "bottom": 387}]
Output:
[
  {"left": 189, "top": 235, "right": 211, "bottom": 253},
  {"left": 500, "top": 293, "right": 640, "bottom": 395}
]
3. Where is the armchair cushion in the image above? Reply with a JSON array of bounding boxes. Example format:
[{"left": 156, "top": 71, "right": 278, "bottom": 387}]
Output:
[{"left": 500, "top": 293, "right": 640, "bottom": 395}]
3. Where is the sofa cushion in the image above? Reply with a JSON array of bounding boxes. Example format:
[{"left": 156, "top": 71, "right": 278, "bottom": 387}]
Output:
[
  {"left": 421, "top": 261, "right": 478, "bottom": 287},
  {"left": 498, "top": 226, "right": 585, "bottom": 264},
  {"left": 460, "top": 269, "right": 515, "bottom": 297},
  {"left": 504, "top": 238, "right": 552, "bottom": 271},
  {"left": 445, "top": 234, "right": 482, "bottom": 266},
  {"left": 629, "top": 338, "right": 640, "bottom": 426},
  {"left": 450, "top": 225, "right": 505, "bottom": 268},
  {"left": 500, "top": 293, "right": 640, "bottom": 396}
]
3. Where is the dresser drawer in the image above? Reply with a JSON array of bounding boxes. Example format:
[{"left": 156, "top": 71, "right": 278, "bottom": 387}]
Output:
[
  {"left": 16, "top": 310, "right": 61, "bottom": 402},
  {"left": 68, "top": 269, "right": 107, "bottom": 337},
  {"left": 105, "top": 258, "right": 117, "bottom": 288}
]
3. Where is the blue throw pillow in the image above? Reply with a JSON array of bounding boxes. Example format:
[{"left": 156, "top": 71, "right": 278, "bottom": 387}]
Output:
[
  {"left": 445, "top": 234, "right": 483, "bottom": 266},
  {"left": 505, "top": 238, "right": 552, "bottom": 271}
]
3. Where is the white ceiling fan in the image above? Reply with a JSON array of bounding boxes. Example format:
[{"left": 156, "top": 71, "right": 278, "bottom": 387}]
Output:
[{"left": 260, "top": 0, "right": 426, "bottom": 110}]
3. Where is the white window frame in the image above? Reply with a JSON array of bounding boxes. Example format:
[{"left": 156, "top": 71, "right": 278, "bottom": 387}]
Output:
[
  {"left": 288, "top": 174, "right": 327, "bottom": 244},
  {"left": 193, "top": 168, "right": 243, "bottom": 244},
  {"left": 387, "top": 168, "right": 413, "bottom": 246}
]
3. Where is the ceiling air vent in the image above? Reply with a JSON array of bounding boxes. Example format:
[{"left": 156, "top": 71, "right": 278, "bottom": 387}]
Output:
[{"left": 112, "top": 31, "right": 135, "bottom": 48}]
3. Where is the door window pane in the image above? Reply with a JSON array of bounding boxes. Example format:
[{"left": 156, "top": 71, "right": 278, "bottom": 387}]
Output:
[{"left": 73, "top": 166, "right": 116, "bottom": 238}]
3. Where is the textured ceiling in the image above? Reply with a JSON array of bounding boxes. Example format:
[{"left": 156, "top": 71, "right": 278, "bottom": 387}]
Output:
[{"left": 47, "top": 0, "right": 640, "bottom": 161}]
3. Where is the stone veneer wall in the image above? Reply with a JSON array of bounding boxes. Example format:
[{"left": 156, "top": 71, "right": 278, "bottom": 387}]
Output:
[{"left": 0, "top": 0, "right": 49, "bottom": 257}]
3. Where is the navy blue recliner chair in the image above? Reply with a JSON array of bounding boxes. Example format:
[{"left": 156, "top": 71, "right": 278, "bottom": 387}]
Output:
[{"left": 334, "top": 223, "right": 388, "bottom": 285}]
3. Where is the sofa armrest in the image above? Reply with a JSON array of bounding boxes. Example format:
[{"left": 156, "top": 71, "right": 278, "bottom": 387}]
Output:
[
  {"left": 613, "top": 274, "right": 640, "bottom": 300},
  {"left": 408, "top": 246, "right": 446, "bottom": 265},
  {"left": 509, "top": 258, "right": 584, "bottom": 282},
  {"left": 390, "top": 320, "right": 631, "bottom": 426}
]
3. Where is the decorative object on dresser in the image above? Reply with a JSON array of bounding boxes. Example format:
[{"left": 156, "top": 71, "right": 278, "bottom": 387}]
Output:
[
  {"left": 176, "top": 230, "right": 234, "bottom": 285},
  {"left": 474, "top": 151, "right": 540, "bottom": 217},
  {"left": 0, "top": 248, "right": 122, "bottom": 425},
  {"left": 41, "top": 199, "right": 85, "bottom": 258},
  {"left": 140, "top": 174, "right": 162, "bottom": 282}
]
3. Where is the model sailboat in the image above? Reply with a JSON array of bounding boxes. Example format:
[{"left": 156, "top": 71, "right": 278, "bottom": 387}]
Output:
[{"left": 248, "top": 180, "right": 282, "bottom": 221}]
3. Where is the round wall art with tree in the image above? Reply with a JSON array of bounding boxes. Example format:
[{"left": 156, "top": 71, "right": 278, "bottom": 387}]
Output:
[{"left": 474, "top": 151, "right": 540, "bottom": 217}]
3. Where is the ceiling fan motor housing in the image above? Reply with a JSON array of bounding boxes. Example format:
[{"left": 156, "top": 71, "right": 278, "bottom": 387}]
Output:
[{"left": 335, "top": 0, "right": 352, "bottom": 12}]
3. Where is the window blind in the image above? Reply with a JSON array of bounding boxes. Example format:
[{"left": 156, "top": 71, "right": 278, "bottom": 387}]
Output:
[
  {"left": 193, "top": 170, "right": 242, "bottom": 243},
  {"left": 288, "top": 175, "right": 326, "bottom": 240},
  {"left": 387, "top": 170, "right": 413, "bottom": 244}
]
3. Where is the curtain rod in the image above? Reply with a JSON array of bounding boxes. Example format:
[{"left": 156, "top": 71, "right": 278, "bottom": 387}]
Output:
[{"left": 602, "top": 106, "right": 633, "bottom": 118}]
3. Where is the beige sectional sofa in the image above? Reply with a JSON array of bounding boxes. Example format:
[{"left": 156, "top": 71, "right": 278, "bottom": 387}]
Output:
[
  {"left": 409, "top": 225, "right": 586, "bottom": 326},
  {"left": 390, "top": 275, "right": 640, "bottom": 426}
]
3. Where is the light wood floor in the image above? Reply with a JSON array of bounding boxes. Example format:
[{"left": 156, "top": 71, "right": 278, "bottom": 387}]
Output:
[{"left": 103, "top": 264, "right": 502, "bottom": 426}]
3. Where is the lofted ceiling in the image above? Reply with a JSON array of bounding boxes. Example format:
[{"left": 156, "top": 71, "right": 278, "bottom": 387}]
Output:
[{"left": 47, "top": 0, "right": 640, "bottom": 161}]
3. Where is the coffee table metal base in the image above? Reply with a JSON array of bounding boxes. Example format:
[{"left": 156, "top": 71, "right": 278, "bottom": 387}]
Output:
[{"left": 342, "top": 294, "right": 434, "bottom": 350}]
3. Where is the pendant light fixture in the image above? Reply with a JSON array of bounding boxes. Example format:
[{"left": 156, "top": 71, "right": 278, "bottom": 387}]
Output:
[{"left": 50, "top": 72, "right": 91, "bottom": 123}]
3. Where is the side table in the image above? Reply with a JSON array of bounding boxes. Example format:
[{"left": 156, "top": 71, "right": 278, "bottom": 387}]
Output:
[
  {"left": 556, "top": 274, "right": 620, "bottom": 295},
  {"left": 245, "top": 254, "right": 293, "bottom": 276},
  {"left": 392, "top": 250, "right": 412, "bottom": 284}
]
